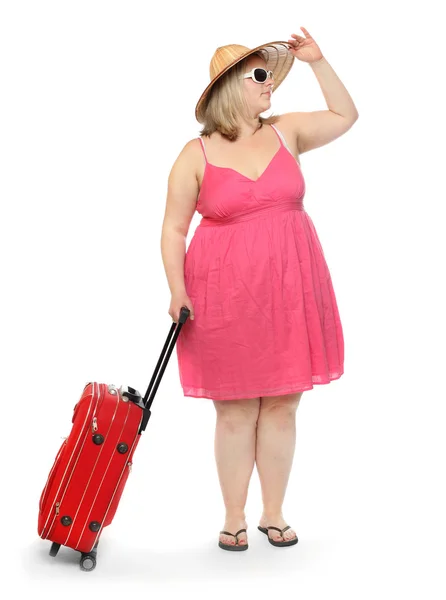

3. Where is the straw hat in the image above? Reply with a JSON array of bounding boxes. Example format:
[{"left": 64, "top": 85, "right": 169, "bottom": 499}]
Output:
[{"left": 195, "top": 41, "right": 294, "bottom": 122}]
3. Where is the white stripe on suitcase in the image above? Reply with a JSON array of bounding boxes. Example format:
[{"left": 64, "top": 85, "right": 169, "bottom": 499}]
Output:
[
  {"left": 64, "top": 384, "right": 121, "bottom": 548},
  {"left": 91, "top": 410, "right": 144, "bottom": 551},
  {"left": 72, "top": 396, "right": 131, "bottom": 550},
  {"left": 39, "top": 382, "right": 99, "bottom": 538}
]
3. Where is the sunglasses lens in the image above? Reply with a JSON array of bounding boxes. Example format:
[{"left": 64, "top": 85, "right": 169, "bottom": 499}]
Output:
[{"left": 254, "top": 68, "right": 268, "bottom": 83}]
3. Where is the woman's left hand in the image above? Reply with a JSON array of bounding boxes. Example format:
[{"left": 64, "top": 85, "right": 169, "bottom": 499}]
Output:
[{"left": 287, "top": 27, "right": 324, "bottom": 63}]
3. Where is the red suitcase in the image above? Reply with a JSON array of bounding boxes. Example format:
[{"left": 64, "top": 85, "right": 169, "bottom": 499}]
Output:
[{"left": 38, "top": 307, "right": 190, "bottom": 571}]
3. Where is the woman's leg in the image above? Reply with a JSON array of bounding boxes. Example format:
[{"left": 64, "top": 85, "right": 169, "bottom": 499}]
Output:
[
  {"left": 255, "top": 392, "right": 303, "bottom": 542},
  {"left": 213, "top": 397, "right": 261, "bottom": 546}
]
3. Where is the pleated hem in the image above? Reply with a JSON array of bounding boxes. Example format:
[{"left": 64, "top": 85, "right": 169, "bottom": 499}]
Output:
[{"left": 181, "top": 370, "right": 344, "bottom": 401}]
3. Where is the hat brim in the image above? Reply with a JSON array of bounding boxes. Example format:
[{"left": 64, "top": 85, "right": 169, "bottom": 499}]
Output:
[{"left": 195, "top": 41, "right": 294, "bottom": 123}]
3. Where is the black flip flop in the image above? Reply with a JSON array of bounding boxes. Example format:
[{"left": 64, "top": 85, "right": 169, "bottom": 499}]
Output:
[
  {"left": 218, "top": 528, "right": 249, "bottom": 551},
  {"left": 258, "top": 525, "right": 298, "bottom": 547}
]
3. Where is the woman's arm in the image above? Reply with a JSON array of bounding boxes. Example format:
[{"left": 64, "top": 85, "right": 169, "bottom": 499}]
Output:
[
  {"left": 161, "top": 140, "right": 198, "bottom": 296},
  {"left": 280, "top": 57, "right": 359, "bottom": 154}
]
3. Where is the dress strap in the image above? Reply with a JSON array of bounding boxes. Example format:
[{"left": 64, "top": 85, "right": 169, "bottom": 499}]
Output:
[
  {"left": 197, "top": 137, "right": 208, "bottom": 163},
  {"left": 270, "top": 124, "right": 301, "bottom": 166},
  {"left": 270, "top": 124, "right": 289, "bottom": 151}
]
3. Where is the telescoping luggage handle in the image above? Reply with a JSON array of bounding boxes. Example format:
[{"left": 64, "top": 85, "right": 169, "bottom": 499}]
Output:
[
  {"left": 142, "top": 305, "right": 190, "bottom": 411},
  {"left": 121, "top": 306, "right": 190, "bottom": 432}
]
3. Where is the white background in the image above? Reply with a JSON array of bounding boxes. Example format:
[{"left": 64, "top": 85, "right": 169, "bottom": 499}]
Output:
[{"left": 1, "top": 0, "right": 445, "bottom": 598}]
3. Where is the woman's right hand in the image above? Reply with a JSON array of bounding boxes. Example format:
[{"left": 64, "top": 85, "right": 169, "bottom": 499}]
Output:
[{"left": 169, "top": 291, "right": 195, "bottom": 323}]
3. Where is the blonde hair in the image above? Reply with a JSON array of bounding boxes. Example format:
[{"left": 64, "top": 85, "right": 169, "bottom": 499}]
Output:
[{"left": 198, "top": 52, "right": 280, "bottom": 142}]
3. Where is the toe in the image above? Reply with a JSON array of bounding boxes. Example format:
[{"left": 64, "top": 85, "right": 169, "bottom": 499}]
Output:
[
  {"left": 220, "top": 534, "right": 235, "bottom": 545},
  {"left": 284, "top": 528, "right": 297, "bottom": 541}
]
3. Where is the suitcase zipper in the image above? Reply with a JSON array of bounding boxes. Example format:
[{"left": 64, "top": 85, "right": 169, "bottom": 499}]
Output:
[
  {"left": 55, "top": 502, "right": 60, "bottom": 515},
  {"left": 90, "top": 384, "right": 108, "bottom": 434},
  {"left": 128, "top": 461, "right": 132, "bottom": 473}
]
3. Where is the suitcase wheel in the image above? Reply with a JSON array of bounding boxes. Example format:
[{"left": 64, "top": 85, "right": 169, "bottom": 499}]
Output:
[
  {"left": 80, "top": 553, "right": 97, "bottom": 572},
  {"left": 79, "top": 542, "right": 98, "bottom": 572},
  {"left": 49, "top": 543, "right": 61, "bottom": 557}
]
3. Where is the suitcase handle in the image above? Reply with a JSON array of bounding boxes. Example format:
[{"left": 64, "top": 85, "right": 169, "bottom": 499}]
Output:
[
  {"left": 143, "top": 305, "right": 190, "bottom": 410},
  {"left": 121, "top": 306, "right": 190, "bottom": 432}
]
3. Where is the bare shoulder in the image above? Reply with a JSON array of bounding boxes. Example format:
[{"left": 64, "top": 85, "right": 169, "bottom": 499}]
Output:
[
  {"left": 171, "top": 137, "right": 201, "bottom": 170},
  {"left": 271, "top": 114, "right": 301, "bottom": 162},
  {"left": 273, "top": 113, "right": 298, "bottom": 137},
  {"left": 168, "top": 137, "right": 203, "bottom": 183}
]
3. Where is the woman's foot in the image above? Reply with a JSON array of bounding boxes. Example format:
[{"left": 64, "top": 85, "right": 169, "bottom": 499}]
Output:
[
  {"left": 259, "top": 513, "right": 297, "bottom": 543},
  {"left": 219, "top": 516, "right": 248, "bottom": 548}
]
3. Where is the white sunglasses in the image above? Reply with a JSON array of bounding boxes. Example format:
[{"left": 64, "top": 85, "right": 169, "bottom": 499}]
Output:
[{"left": 240, "top": 67, "right": 274, "bottom": 84}]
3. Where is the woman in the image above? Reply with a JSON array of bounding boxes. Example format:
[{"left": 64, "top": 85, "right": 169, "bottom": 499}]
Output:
[{"left": 161, "top": 28, "right": 359, "bottom": 551}]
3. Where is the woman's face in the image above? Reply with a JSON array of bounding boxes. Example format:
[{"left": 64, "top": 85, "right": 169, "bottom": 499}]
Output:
[{"left": 242, "top": 55, "right": 274, "bottom": 116}]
